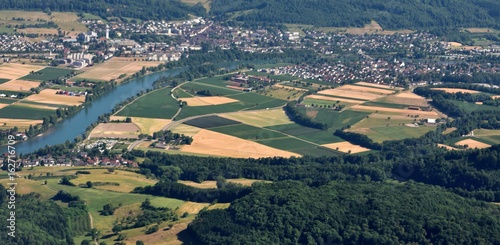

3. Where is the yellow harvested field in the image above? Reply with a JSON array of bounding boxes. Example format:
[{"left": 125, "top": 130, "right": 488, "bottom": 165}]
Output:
[
  {"left": 23, "top": 89, "right": 84, "bottom": 106},
  {"left": 89, "top": 122, "right": 140, "bottom": 139},
  {"left": 306, "top": 94, "right": 365, "bottom": 104},
  {"left": 171, "top": 124, "right": 203, "bottom": 137},
  {"left": 318, "top": 88, "right": 383, "bottom": 101},
  {"left": 273, "top": 84, "right": 309, "bottom": 91},
  {"left": 176, "top": 202, "right": 229, "bottom": 215},
  {"left": 76, "top": 57, "right": 162, "bottom": 82},
  {"left": 355, "top": 82, "right": 402, "bottom": 90},
  {"left": 0, "top": 80, "right": 40, "bottom": 92},
  {"left": 0, "top": 104, "right": 9, "bottom": 109},
  {"left": 455, "top": 139, "right": 491, "bottom": 149},
  {"left": 475, "top": 102, "right": 483, "bottom": 105},
  {"left": 463, "top": 28, "right": 497, "bottom": 33},
  {"left": 181, "top": 96, "right": 238, "bottom": 106},
  {"left": 381, "top": 92, "right": 429, "bottom": 107},
  {"left": 437, "top": 144, "right": 461, "bottom": 151},
  {"left": 447, "top": 42, "right": 463, "bottom": 47},
  {"left": 340, "top": 84, "right": 395, "bottom": 94},
  {"left": 0, "top": 119, "right": 42, "bottom": 129},
  {"left": 322, "top": 141, "right": 371, "bottom": 153},
  {"left": 221, "top": 108, "right": 293, "bottom": 127},
  {"left": 181, "top": 129, "right": 300, "bottom": 158},
  {"left": 431, "top": 88, "right": 480, "bottom": 94},
  {"left": 492, "top": 95, "right": 500, "bottom": 99},
  {"left": 350, "top": 105, "right": 440, "bottom": 117},
  {"left": 0, "top": 63, "right": 44, "bottom": 80},
  {"left": 17, "top": 28, "right": 58, "bottom": 35},
  {"left": 127, "top": 117, "right": 171, "bottom": 135}
]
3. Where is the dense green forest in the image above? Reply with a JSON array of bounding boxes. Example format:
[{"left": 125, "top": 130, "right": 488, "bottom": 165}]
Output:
[
  {"left": 210, "top": 0, "right": 500, "bottom": 29},
  {"left": 0, "top": 0, "right": 206, "bottom": 20},
  {"left": 0, "top": 185, "right": 90, "bottom": 245},
  {"left": 188, "top": 181, "right": 500, "bottom": 244}
]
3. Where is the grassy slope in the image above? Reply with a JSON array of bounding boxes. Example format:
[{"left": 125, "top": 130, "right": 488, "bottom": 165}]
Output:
[{"left": 116, "top": 87, "right": 179, "bottom": 119}]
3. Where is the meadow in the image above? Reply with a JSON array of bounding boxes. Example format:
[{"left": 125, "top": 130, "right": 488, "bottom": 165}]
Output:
[
  {"left": 184, "top": 115, "right": 241, "bottom": 128},
  {"left": 22, "top": 67, "right": 75, "bottom": 81},
  {"left": 0, "top": 105, "right": 54, "bottom": 119},
  {"left": 116, "top": 88, "right": 179, "bottom": 119}
]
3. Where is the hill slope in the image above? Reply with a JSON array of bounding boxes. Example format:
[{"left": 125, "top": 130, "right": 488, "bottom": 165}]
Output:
[
  {"left": 189, "top": 181, "right": 500, "bottom": 244},
  {"left": 210, "top": 0, "right": 500, "bottom": 29},
  {"left": 0, "top": 0, "right": 206, "bottom": 21}
]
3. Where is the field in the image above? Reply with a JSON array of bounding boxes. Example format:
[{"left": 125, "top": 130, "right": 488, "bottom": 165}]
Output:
[
  {"left": 0, "top": 118, "right": 42, "bottom": 130},
  {"left": 89, "top": 122, "right": 140, "bottom": 139},
  {"left": 181, "top": 129, "right": 300, "bottom": 158},
  {"left": 348, "top": 125, "right": 436, "bottom": 143},
  {"left": 318, "top": 87, "right": 386, "bottom": 101},
  {"left": 376, "top": 91, "right": 430, "bottom": 107},
  {"left": 431, "top": 88, "right": 481, "bottom": 94},
  {"left": 0, "top": 63, "right": 44, "bottom": 80},
  {"left": 76, "top": 57, "right": 162, "bottom": 82},
  {"left": 0, "top": 105, "right": 54, "bottom": 119},
  {"left": 448, "top": 100, "right": 500, "bottom": 113},
  {"left": 221, "top": 108, "right": 293, "bottom": 127},
  {"left": 455, "top": 139, "right": 491, "bottom": 149},
  {"left": 183, "top": 115, "right": 241, "bottom": 128},
  {"left": 261, "top": 86, "right": 304, "bottom": 100},
  {"left": 181, "top": 96, "right": 239, "bottom": 106},
  {"left": 0, "top": 11, "right": 87, "bottom": 36},
  {"left": 172, "top": 88, "right": 194, "bottom": 98},
  {"left": 322, "top": 141, "right": 371, "bottom": 153},
  {"left": 437, "top": 144, "right": 461, "bottom": 151},
  {"left": 111, "top": 116, "right": 172, "bottom": 135},
  {"left": 115, "top": 88, "right": 179, "bottom": 119},
  {"left": 170, "top": 124, "right": 203, "bottom": 137},
  {"left": 178, "top": 178, "right": 271, "bottom": 189},
  {"left": 0, "top": 79, "right": 40, "bottom": 92},
  {"left": 69, "top": 169, "right": 157, "bottom": 192},
  {"left": 15, "top": 101, "right": 66, "bottom": 110},
  {"left": 22, "top": 67, "right": 75, "bottom": 81},
  {"left": 355, "top": 82, "right": 403, "bottom": 90},
  {"left": 349, "top": 105, "right": 441, "bottom": 117},
  {"left": 23, "top": 88, "right": 85, "bottom": 106}
]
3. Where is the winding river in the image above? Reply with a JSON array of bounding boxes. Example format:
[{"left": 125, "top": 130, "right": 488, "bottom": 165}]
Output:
[{"left": 2, "top": 60, "right": 267, "bottom": 154}]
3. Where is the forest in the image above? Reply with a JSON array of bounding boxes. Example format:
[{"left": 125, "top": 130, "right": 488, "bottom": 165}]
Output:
[
  {"left": 0, "top": 0, "right": 206, "bottom": 21},
  {"left": 0, "top": 185, "right": 90, "bottom": 245},
  {"left": 210, "top": 0, "right": 500, "bottom": 29},
  {"left": 188, "top": 181, "right": 500, "bottom": 244}
]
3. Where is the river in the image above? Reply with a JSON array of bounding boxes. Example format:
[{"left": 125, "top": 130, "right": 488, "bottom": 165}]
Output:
[{"left": 3, "top": 60, "right": 270, "bottom": 154}]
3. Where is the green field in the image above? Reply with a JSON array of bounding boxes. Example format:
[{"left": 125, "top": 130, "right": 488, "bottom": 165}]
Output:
[
  {"left": 0, "top": 78, "right": 10, "bottom": 84},
  {"left": 266, "top": 124, "right": 344, "bottom": 144},
  {"left": 173, "top": 88, "right": 194, "bottom": 98},
  {"left": 363, "top": 125, "right": 437, "bottom": 142},
  {"left": 184, "top": 115, "right": 241, "bottom": 128},
  {"left": 17, "top": 100, "right": 69, "bottom": 109},
  {"left": 175, "top": 92, "right": 287, "bottom": 119},
  {"left": 0, "top": 98, "right": 17, "bottom": 104},
  {"left": 180, "top": 81, "right": 242, "bottom": 96},
  {"left": 302, "top": 98, "right": 357, "bottom": 108},
  {"left": 292, "top": 146, "right": 342, "bottom": 156},
  {"left": 22, "top": 67, "right": 75, "bottom": 81},
  {"left": 210, "top": 124, "right": 288, "bottom": 140},
  {"left": 361, "top": 101, "right": 409, "bottom": 109},
  {"left": 116, "top": 87, "right": 179, "bottom": 119},
  {"left": 448, "top": 100, "right": 500, "bottom": 113},
  {"left": 0, "top": 105, "right": 54, "bottom": 119},
  {"left": 50, "top": 85, "right": 89, "bottom": 92},
  {"left": 299, "top": 108, "right": 370, "bottom": 129}
]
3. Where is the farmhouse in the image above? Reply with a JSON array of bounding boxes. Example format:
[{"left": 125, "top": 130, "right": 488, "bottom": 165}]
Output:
[{"left": 426, "top": 119, "right": 436, "bottom": 124}]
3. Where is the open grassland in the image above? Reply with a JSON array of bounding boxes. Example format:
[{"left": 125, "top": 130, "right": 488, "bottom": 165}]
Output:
[
  {"left": 89, "top": 122, "right": 140, "bottom": 139},
  {"left": 431, "top": 88, "right": 481, "bottom": 94},
  {"left": 442, "top": 127, "right": 457, "bottom": 135},
  {"left": 318, "top": 88, "right": 385, "bottom": 101},
  {"left": 22, "top": 67, "right": 75, "bottom": 81},
  {"left": 221, "top": 108, "right": 293, "bottom": 127},
  {"left": 0, "top": 98, "right": 16, "bottom": 104},
  {"left": 0, "top": 11, "right": 87, "bottom": 35},
  {"left": 210, "top": 124, "right": 289, "bottom": 140},
  {"left": 181, "top": 129, "right": 300, "bottom": 158},
  {"left": 0, "top": 80, "right": 40, "bottom": 92},
  {"left": 455, "top": 138, "right": 491, "bottom": 149},
  {"left": 0, "top": 63, "right": 44, "bottom": 80},
  {"left": 273, "top": 84, "right": 309, "bottom": 92},
  {"left": 473, "top": 129, "right": 500, "bottom": 137},
  {"left": 113, "top": 116, "right": 171, "bottom": 135},
  {"left": 316, "top": 21, "right": 414, "bottom": 35},
  {"left": 76, "top": 57, "right": 162, "bottom": 82},
  {"left": 15, "top": 101, "right": 64, "bottom": 110},
  {"left": 0, "top": 105, "right": 54, "bottom": 119},
  {"left": 24, "top": 88, "right": 85, "bottom": 106},
  {"left": 17, "top": 28, "right": 58, "bottom": 35},
  {"left": 298, "top": 108, "right": 370, "bottom": 129},
  {"left": 265, "top": 123, "right": 342, "bottom": 145},
  {"left": 69, "top": 169, "right": 157, "bottom": 192},
  {"left": 340, "top": 84, "right": 396, "bottom": 95},
  {"left": 322, "top": 141, "right": 371, "bottom": 153},
  {"left": 181, "top": 96, "right": 238, "bottom": 106},
  {"left": 180, "top": 81, "right": 242, "bottom": 96},
  {"left": 116, "top": 87, "right": 179, "bottom": 119},
  {"left": 348, "top": 125, "right": 436, "bottom": 143}
]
